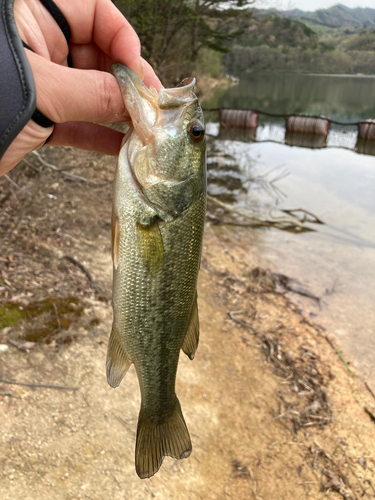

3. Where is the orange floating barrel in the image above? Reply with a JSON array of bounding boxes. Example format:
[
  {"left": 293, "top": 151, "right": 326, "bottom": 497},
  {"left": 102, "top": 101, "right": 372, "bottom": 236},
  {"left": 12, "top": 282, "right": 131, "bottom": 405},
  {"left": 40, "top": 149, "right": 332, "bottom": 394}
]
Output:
[
  {"left": 285, "top": 115, "right": 329, "bottom": 149},
  {"left": 219, "top": 109, "right": 258, "bottom": 129},
  {"left": 286, "top": 115, "right": 330, "bottom": 136},
  {"left": 358, "top": 120, "right": 375, "bottom": 141}
]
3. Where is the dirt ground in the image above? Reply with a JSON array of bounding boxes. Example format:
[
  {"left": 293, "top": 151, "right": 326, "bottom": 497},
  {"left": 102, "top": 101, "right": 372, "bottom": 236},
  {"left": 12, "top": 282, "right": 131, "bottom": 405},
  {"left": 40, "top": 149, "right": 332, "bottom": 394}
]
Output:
[{"left": 0, "top": 147, "right": 375, "bottom": 500}]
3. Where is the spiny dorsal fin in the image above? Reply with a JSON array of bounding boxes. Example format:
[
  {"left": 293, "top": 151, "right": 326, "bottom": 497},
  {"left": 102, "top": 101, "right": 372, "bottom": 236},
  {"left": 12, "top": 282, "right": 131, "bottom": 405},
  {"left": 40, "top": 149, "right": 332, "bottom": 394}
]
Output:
[
  {"left": 111, "top": 215, "right": 120, "bottom": 270},
  {"left": 135, "top": 397, "right": 192, "bottom": 479},
  {"left": 137, "top": 221, "right": 164, "bottom": 275},
  {"left": 106, "top": 324, "right": 132, "bottom": 388},
  {"left": 182, "top": 293, "right": 199, "bottom": 360}
]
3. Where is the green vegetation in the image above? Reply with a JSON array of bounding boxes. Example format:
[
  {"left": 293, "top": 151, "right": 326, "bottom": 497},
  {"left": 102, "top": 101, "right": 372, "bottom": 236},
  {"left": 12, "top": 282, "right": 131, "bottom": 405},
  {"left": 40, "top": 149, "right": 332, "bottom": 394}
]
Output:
[
  {"left": 225, "top": 11, "right": 375, "bottom": 75},
  {"left": 113, "top": 0, "right": 253, "bottom": 85},
  {"left": 0, "top": 303, "right": 26, "bottom": 329},
  {"left": 0, "top": 297, "right": 85, "bottom": 343},
  {"left": 278, "top": 4, "right": 375, "bottom": 31},
  {"left": 111, "top": 2, "right": 375, "bottom": 80}
]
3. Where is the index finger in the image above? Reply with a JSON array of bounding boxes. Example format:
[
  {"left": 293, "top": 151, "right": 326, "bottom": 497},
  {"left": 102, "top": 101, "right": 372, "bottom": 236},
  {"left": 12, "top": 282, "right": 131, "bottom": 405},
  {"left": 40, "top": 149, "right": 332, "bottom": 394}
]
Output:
[{"left": 56, "top": 0, "right": 143, "bottom": 79}]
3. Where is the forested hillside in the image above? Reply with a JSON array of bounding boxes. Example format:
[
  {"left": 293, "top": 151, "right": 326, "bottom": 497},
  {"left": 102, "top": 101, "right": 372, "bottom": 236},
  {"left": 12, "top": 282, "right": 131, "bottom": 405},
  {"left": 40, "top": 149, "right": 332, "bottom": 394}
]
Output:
[
  {"left": 278, "top": 4, "right": 375, "bottom": 30},
  {"left": 225, "top": 5, "right": 375, "bottom": 76},
  {"left": 112, "top": 1, "right": 375, "bottom": 80},
  {"left": 112, "top": 0, "right": 252, "bottom": 85}
]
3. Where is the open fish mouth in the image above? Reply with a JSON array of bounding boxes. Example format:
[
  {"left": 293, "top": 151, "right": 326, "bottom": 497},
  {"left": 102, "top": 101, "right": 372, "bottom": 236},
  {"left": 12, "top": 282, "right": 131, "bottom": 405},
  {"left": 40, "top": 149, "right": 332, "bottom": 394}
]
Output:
[
  {"left": 111, "top": 63, "right": 205, "bottom": 219},
  {"left": 111, "top": 63, "right": 198, "bottom": 146}
]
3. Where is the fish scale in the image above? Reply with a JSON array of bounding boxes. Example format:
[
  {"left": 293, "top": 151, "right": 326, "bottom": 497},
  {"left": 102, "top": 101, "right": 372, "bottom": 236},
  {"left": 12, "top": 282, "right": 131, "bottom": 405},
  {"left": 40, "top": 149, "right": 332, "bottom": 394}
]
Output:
[{"left": 107, "top": 64, "right": 206, "bottom": 479}]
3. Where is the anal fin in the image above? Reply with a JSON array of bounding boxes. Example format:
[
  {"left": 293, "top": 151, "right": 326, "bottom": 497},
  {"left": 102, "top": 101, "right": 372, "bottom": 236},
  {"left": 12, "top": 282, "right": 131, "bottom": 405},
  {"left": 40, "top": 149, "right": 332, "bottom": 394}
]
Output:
[
  {"left": 182, "top": 292, "right": 199, "bottom": 360},
  {"left": 106, "top": 324, "right": 132, "bottom": 388}
]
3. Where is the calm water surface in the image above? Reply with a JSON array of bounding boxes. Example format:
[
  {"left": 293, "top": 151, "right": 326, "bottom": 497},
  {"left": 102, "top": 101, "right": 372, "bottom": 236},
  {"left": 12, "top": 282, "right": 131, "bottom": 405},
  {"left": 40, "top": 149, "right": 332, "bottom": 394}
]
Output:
[{"left": 204, "top": 73, "right": 375, "bottom": 385}]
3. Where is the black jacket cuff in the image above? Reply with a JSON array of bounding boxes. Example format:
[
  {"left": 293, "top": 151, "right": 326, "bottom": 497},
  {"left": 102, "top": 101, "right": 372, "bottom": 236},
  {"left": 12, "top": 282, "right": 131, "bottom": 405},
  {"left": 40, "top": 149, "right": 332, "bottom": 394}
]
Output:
[{"left": 0, "top": 0, "right": 36, "bottom": 160}]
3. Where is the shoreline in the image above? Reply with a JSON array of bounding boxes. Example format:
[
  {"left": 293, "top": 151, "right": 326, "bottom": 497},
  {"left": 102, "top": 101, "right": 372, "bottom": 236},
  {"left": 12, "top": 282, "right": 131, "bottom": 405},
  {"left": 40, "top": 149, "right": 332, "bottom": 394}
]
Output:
[{"left": 1, "top": 147, "right": 375, "bottom": 498}]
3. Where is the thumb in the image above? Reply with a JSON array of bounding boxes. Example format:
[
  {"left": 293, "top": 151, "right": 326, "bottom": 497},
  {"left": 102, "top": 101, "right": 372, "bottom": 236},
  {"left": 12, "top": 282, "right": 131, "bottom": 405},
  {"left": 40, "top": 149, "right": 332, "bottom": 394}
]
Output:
[{"left": 26, "top": 50, "right": 129, "bottom": 124}]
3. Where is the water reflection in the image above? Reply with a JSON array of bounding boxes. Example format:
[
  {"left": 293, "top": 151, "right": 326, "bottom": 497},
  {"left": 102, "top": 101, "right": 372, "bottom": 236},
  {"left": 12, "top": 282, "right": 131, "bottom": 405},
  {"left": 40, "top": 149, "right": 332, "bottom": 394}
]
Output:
[
  {"left": 204, "top": 72, "right": 375, "bottom": 385},
  {"left": 206, "top": 130, "right": 375, "bottom": 385},
  {"left": 356, "top": 138, "right": 375, "bottom": 156},
  {"left": 206, "top": 137, "right": 316, "bottom": 234},
  {"left": 203, "top": 73, "right": 375, "bottom": 123},
  {"left": 285, "top": 131, "right": 327, "bottom": 149},
  {"left": 207, "top": 143, "right": 253, "bottom": 204},
  {"left": 209, "top": 120, "right": 363, "bottom": 154},
  {"left": 217, "top": 127, "right": 256, "bottom": 142}
]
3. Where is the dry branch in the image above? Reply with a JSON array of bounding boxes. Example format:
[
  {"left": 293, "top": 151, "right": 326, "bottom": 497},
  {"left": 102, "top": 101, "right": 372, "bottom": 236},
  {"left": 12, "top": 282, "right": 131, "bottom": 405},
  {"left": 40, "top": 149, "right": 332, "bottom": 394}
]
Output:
[
  {"left": 207, "top": 195, "right": 322, "bottom": 232},
  {"left": 32, "top": 151, "right": 106, "bottom": 186},
  {"left": 0, "top": 378, "right": 78, "bottom": 391}
]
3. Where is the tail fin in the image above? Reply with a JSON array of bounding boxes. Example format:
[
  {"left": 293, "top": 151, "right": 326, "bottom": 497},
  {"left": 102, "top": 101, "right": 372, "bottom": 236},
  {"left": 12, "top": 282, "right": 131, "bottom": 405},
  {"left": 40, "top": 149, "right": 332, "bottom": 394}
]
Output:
[{"left": 135, "top": 398, "right": 192, "bottom": 479}]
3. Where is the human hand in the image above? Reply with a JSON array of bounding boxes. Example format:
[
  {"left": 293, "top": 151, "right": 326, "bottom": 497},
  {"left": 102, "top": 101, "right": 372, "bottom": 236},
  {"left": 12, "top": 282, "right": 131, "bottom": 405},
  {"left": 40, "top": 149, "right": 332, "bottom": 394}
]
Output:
[{"left": 0, "top": 0, "right": 162, "bottom": 176}]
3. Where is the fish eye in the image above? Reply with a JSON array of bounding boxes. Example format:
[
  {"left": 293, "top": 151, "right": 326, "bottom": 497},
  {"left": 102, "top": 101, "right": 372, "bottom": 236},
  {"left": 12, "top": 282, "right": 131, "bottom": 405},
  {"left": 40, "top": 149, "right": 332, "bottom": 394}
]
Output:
[{"left": 189, "top": 123, "right": 205, "bottom": 143}]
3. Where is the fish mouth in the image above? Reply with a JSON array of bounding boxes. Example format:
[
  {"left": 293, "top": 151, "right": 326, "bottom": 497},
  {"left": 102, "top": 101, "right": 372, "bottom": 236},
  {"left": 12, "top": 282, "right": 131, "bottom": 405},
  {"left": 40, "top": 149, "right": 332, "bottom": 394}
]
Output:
[
  {"left": 111, "top": 63, "right": 198, "bottom": 144},
  {"left": 111, "top": 63, "right": 158, "bottom": 144}
]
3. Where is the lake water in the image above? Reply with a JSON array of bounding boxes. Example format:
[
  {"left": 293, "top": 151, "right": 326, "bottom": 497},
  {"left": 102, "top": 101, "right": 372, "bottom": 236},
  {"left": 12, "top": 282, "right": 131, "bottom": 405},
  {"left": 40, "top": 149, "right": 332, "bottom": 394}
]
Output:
[{"left": 203, "top": 73, "right": 375, "bottom": 387}]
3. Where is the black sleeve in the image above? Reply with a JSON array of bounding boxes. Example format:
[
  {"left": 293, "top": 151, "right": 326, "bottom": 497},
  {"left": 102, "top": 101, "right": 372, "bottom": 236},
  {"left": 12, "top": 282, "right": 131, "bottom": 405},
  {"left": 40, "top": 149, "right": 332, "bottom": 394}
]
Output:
[{"left": 0, "top": 0, "right": 36, "bottom": 160}]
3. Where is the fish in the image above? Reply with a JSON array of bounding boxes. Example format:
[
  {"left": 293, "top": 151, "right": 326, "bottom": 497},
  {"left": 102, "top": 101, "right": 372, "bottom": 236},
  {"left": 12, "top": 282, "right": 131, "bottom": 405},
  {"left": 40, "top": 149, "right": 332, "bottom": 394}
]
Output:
[{"left": 107, "top": 63, "right": 206, "bottom": 479}]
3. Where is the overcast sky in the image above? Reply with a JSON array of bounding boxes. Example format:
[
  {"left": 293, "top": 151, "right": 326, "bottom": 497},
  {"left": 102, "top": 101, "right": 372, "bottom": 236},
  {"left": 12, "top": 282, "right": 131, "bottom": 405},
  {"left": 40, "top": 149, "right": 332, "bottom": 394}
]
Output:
[{"left": 255, "top": 0, "right": 375, "bottom": 10}]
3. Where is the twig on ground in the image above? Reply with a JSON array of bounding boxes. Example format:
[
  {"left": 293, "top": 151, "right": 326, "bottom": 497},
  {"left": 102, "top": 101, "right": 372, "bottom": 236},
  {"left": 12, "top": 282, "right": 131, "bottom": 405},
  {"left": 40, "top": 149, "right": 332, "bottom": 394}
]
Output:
[
  {"left": 324, "top": 337, "right": 356, "bottom": 377},
  {"left": 364, "top": 382, "right": 375, "bottom": 402},
  {"left": 229, "top": 310, "right": 258, "bottom": 334},
  {"left": 7, "top": 339, "right": 34, "bottom": 352},
  {"left": 207, "top": 195, "right": 322, "bottom": 233},
  {"left": 314, "top": 440, "right": 334, "bottom": 463},
  {"left": 53, "top": 302, "right": 61, "bottom": 331},
  {"left": 64, "top": 255, "right": 105, "bottom": 297},
  {"left": 4, "top": 174, "right": 32, "bottom": 195},
  {"left": 282, "top": 208, "right": 324, "bottom": 225},
  {"left": 247, "top": 465, "right": 263, "bottom": 500},
  {"left": 277, "top": 277, "right": 321, "bottom": 303},
  {"left": 342, "top": 451, "right": 368, "bottom": 497},
  {"left": 231, "top": 460, "right": 262, "bottom": 500},
  {"left": 364, "top": 406, "right": 375, "bottom": 421},
  {"left": 0, "top": 378, "right": 78, "bottom": 390},
  {"left": 32, "top": 151, "right": 106, "bottom": 186}
]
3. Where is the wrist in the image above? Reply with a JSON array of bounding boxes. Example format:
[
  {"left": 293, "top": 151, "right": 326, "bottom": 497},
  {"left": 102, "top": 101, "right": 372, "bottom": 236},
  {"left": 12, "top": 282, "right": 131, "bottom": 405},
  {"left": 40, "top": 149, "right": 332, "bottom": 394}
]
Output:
[
  {"left": 0, "top": 0, "right": 36, "bottom": 161},
  {"left": 0, "top": 120, "right": 51, "bottom": 175}
]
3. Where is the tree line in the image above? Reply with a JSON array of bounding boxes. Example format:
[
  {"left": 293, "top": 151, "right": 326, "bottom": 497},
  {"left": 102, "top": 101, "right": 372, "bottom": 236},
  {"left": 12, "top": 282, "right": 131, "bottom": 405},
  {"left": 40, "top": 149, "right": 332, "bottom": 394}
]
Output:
[
  {"left": 113, "top": 2, "right": 375, "bottom": 81},
  {"left": 113, "top": 0, "right": 254, "bottom": 84},
  {"left": 224, "top": 14, "right": 375, "bottom": 75}
]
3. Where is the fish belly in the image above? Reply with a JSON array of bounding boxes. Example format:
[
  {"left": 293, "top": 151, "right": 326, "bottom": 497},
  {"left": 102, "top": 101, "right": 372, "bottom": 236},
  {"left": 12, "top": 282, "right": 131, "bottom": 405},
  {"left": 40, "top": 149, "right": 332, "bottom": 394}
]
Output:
[{"left": 109, "top": 170, "right": 205, "bottom": 478}]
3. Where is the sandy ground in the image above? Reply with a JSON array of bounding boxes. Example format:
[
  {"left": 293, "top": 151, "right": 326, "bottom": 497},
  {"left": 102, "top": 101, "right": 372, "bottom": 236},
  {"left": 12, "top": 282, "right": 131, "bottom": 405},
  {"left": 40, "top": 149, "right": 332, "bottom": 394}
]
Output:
[{"left": 0, "top": 147, "right": 375, "bottom": 500}]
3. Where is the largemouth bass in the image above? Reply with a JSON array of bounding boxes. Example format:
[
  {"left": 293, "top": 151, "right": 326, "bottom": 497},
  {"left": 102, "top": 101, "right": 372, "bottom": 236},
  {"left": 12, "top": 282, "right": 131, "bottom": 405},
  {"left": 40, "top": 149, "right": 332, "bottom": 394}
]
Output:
[{"left": 107, "top": 64, "right": 206, "bottom": 479}]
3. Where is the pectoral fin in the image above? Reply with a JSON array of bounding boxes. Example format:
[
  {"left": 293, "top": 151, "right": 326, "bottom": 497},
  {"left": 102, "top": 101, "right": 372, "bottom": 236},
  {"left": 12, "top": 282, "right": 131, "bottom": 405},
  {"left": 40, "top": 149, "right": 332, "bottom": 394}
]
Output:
[
  {"left": 137, "top": 221, "right": 164, "bottom": 274},
  {"left": 111, "top": 215, "right": 121, "bottom": 270},
  {"left": 106, "top": 324, "right": 132, "bottom": 388},
  {"left": 182, "top": 293, "right": 199, "bottom": 360}
]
